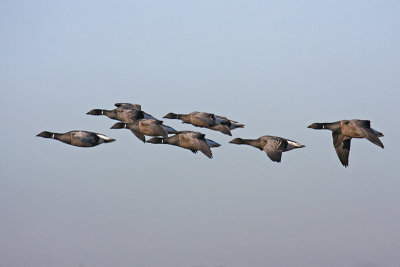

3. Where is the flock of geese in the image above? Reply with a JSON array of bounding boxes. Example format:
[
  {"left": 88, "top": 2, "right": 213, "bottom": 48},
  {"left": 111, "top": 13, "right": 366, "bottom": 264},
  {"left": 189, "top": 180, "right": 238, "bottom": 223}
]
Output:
[{"left": 37, "top": 102, "right": 384, "bottom": 167}]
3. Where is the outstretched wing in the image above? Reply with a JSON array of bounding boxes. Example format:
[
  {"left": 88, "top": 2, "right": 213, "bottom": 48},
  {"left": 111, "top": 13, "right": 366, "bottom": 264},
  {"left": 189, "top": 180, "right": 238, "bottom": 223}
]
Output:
[
  {"left": 197, "top": 139, "right": 213, "bottom": 158},
  {"left": 211, "top": 124, "right": 232, "bottom": 136},
  {"left": 132, "top": 131, "right": 146, "bottom": 143},
  {"left": 114, "top": 103, "right": 142, "bottom": 110},
  {"left": 351, "top": 120, "right": 384, "bottom": 148},
  {"left": 333, "top": 132, "right": 351, "bottom": 167},
  {"left": 262, "top": 138, "right": 285, "bottom": 162},
  {"left": 179, "top": 132, "right": 213, "bottom": 158}
]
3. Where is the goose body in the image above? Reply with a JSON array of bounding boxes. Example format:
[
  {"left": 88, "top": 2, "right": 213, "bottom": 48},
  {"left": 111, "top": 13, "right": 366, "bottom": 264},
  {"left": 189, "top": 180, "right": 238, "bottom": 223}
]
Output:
[
  {"left": 307, "top": 119, "right": 384, "bottom": 167},
  {"left": 163, "top": 111, "right": 234, "bottom": 135},
  {"left": 87, "top": 107, "right": 144, "bottom": 123},
  {"left": 111, "top": 119, "right": 169, "bottom": 142},
  {"left": 229, "top": 135, "right": 305, "bottom": 162},
  {"left": 36, "top": 131, "right": 115, "bottom": 147},
  {"left": 146, "top": 131, "right": 219, "bottom": 158}
]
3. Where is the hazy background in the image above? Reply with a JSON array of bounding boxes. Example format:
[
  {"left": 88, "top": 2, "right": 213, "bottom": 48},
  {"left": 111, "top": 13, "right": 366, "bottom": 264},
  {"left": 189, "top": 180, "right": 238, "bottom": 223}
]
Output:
[{"left": 1, "top": 1, "right": 399, "bottom": 266}]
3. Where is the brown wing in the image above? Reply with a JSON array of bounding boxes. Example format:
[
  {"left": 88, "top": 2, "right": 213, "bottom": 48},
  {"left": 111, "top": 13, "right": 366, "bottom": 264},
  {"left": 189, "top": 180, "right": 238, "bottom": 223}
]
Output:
[
  {"left": 190, "top": 112, "right": 216, "bottom": 127},
  {"left": 350, "top": 120, "right": 384, "bottom": 148},
  {"left": 139, "top": 119, "right": 168, "bottom": 137},
  {"left": 179, "top": 132, "right": 213, "bottom": 158},
  {"left": 262, "top": 137, "right": 285, "bottom": 162},
  {"left": 210, "top": 124, "right": 232, "bottom": 136},
  {"left": 333, "top": 132, "right": 351, "bottom": 167},
  {"left": 114, "top": 103, "right": 142, "bottom": 110},
  {"left": 196, "top": 139, "right": 213, "bottom": 158},
  {"left": 130, "top": 129, "right": 146, "bottom": 143}
]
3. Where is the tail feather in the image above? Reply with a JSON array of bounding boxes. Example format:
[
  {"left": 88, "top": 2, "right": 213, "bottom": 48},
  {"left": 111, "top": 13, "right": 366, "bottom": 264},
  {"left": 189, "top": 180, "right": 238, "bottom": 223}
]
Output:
[{"left": 96, "top": 134, "right": 116, "bottom": 143}]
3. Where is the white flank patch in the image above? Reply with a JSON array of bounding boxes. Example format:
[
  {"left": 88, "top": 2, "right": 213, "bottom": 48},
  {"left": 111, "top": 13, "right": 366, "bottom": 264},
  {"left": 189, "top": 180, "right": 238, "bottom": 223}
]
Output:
[
  {"left": 97, "top": 134, "right": 112, "bottom": 140},
  {"left": 287, "top": 140, "right": 302, "bottom": 147}
]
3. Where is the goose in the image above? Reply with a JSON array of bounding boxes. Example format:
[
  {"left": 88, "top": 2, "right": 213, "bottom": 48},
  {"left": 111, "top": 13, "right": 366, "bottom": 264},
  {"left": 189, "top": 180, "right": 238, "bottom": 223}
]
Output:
[
  {"left": 163, "top": 111, "right": 232, "bottom": 135},
  {"left": 229, "top": 135, "right": 305, "bottom": 162},
  {"left": 146, "top": 131, "right": 219, "bottom": 158},
  {"left": 307, "top": 119, "right": 384, "bottom": 167},
  {"left": 87, "top": 107, "right": 144, "bottom": 123},
  {"left": 36, "top": 130, "right": 115, "bottom": 147},
  {"left": 110, "top": 119, "right": 169, "bottom": 143},
  {"left": 112, "top": 103, "right": 176, "bottom": 133}
]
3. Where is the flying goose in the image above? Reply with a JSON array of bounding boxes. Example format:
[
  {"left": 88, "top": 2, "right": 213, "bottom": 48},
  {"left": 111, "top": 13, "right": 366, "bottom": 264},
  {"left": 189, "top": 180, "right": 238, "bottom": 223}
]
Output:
[
  {"left": 36, "top": 130, "right": 115, "bottom": 147},
  {"left": 111, "top": 119, "right": 169, "bottom": 143},
  {"left": 229, "top": 135, "right": 305, "bottom": 162},
  {"left": 163, "top": 111, "right": 233, "bottom": 135},
  {"left": 307, "top": 119, "right": 384, "bottom": 167},
  {"left": 87, "top": 107, "right": 144, "bottom": 123},
  {"left": 146, "top": 131, "right": 220, "bottom": 158},
  {"left": 112, "top": 103, "right": 176, "bottom": 133}
]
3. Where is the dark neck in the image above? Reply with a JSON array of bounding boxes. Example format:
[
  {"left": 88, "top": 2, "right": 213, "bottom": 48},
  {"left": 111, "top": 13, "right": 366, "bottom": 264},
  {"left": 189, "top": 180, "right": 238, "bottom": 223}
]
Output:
[
  {"left": 238, "top": 138, "right": 262, "bottom": 148},
  {"left": 102, "top": 109, "right": 117, "bottom": 119},
  {"left": 53, "top": 132, "right": 71, "bottom": 143},
  {"left": 177, "top": 114, "right": 190, "bottom": 122},
  {"left": 163, "top": 135, "right": 179, "bottom": 145},
  {"left": 149, "top": 136, "right": 178, "bottom": 145},
  {"left": 245, "top": 138, "right": 260, "bottom": 147}
]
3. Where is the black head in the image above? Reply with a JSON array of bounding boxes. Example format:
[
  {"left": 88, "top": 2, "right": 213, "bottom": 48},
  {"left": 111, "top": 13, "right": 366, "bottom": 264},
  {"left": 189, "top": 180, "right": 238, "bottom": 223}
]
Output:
[
  {"left": 87, "top": 109, "right": 104, "bottom": 115},
  {"left": 163, "top": 112, "right": 178, "bottom": 119},
  {"left": 146, "top": 137, "right": 164, "bottom": 144},
  {"left": 229, "top": 138, "right": 244, "bottom": 144},
  {"left": 307, "top": 123, "right": 325, "bottom": 129},
  {"left": 110, "top": 122, "right": 128, "bottom": 129},
  {"left": 36, "top": 131, "right": 54, "bottom": 138}
]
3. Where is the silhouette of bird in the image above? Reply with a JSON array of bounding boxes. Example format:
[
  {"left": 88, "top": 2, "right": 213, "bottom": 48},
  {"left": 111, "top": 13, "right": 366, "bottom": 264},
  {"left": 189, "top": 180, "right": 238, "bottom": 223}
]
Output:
[
  {"left": 110, "top": 119, "right": 169, "bottom": 143},
  {"left": 163, "top": 111, "right": 234, "bottom": 135},
  {"left": 307, "top": 119, "right": 384, "bottom": 167},
  {"left": 36, "top": 130, "right": 115, "bottom": 147},
  {"left": 229, "top": 135, "right": 305, "bottom": 162},
  {"left": 146, "top": 131, "right": 220, "bottom": 158},
  {"left": 87, "top": 107, "right": 144, "bottom": 123}
]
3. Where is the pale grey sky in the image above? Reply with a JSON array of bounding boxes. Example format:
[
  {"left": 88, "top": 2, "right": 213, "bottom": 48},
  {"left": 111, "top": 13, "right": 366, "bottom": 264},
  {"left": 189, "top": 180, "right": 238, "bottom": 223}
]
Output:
[{"left": 1, "top": 1, "right": 399, "bottom": 266}]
